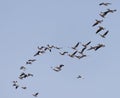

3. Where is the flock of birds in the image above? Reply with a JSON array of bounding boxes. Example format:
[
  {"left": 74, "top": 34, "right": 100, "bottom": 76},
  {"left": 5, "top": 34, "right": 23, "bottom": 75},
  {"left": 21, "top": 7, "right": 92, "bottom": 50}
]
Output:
[{"left": 12, "top": 2, "right": 116, "bottom": 97}]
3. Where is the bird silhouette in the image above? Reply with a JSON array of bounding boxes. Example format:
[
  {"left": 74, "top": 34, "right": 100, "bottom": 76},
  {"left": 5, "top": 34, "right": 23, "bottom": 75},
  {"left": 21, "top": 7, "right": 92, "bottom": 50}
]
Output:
[
  {"left": 92, "top": 19, "right": 103, "bottom": 27},
  {"left": 77, "top": 75, "right": 84, "bottom": 79},
  {"left": 99, "top": 2, "right": 111, "bottom": 6},
  {"left": 59, "top": 51, "right": 68, "bottom": 55},
  {"left": 71, "top": 42, "right": 80, "bottom": 50},
  {"left": 21, "top": 86, "right": 27, "bottom": 89},
  {"left": 81, "top": 41, "right": 91, "bottom": 48},
  {"left": 32, "top": 92, "right": 39, "bottom": 97},
  {"left": 99, "top": 9, "right": 116, "bottom": 18},
  {"left": 51, "top": 64, "right": 64, "bottom": 72},
  {"left": 20, "top": 66, "right": 26, "bottom": 71},
  {"left": 68, "top": 50, "right": 78, "bottom": 58},
  {"left": 96, "top": 26, "right": 105, "bottom": 34},
  {"left": 99, "top": 30, "right": 109, "bottom": 38}
]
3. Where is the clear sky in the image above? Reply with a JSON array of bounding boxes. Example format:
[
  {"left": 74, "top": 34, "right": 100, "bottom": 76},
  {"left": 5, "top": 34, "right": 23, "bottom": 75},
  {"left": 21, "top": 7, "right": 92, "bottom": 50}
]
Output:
[{"left": 0, "top": 0, "right": 120, "bottom": 98}]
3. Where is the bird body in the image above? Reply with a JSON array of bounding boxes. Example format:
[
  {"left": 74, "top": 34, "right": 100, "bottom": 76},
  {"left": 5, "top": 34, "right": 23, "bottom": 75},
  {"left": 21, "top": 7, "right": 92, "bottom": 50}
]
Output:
[
  {"left": 92, "top": 19, "right": 103, "bottom": 27},
  {"left": 96, "top": 26, "right": 105, "bottom": 34},
  {"left": 99, "top": 30, "right": 109, "bottom": 38},
  {"left": 32, "top": 92, "right": 39, "bottom": 97},
  {"left": 99, "top": 2, "right": 111, "bottom": 6}
]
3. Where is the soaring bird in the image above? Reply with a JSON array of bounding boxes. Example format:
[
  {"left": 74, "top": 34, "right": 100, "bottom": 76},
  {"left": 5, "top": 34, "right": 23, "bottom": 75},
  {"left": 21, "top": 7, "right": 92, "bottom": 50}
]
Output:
[
  {"left": 32, "top": 92, "right": 39, "bottom": 97},
  {"left": 92, "top": 19, "right": 103, "bottom": 27},
  {"left": 96, "top": 26, "right": 105, "bottom": 34},
  {"left": 99, "top": 2, "right": 111, "bottom": 6},
  {"left": 99, "top": 30, "right": 109, "bottom": 38}
]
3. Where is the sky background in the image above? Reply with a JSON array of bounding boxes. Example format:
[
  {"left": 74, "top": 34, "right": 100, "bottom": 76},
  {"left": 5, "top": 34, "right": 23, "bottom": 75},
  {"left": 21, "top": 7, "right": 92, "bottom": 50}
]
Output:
[{"left": 0, "top": 0, "right": 120, "bottom": 98}]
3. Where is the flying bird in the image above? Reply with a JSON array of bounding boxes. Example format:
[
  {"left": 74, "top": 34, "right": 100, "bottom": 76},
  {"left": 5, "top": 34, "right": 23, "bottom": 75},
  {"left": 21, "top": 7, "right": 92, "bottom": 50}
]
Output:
[
  {"left": 99, "top": 9, "right": 116, "bottom": 18},
  {"left": 51, "top": 64, "right": 64, "bottom": 72},
  {"left": 71, "top": 42, "right": 80, "bottom": 50},
  {"left": 20, "top": 66, "right": 26, "bottom": 71},
  {"left": 68, "top": 50, "right": 78, "bottom": 58},
  {"left": 94, "top": 44, "right": 105, "bottom": 51},
  {"left": 99, "top": 30, "right": 109, "bottom": 38},
  {"left": 28, "top": 59, "right": 36, "bottom": 62},
  {"left": 92, "top": 19, "right": 103, "bottom": 27},
  {"left": 32, "top": 92, "right": 39, "bottom": 97},
  {"left": 81, "top": 41, "right": 91, "bottom": 48},
  {"left": 77, "top": 75, "right": 84, "bottom": 79},
  {"left": 59, "top": 51, "right": 68, "bottom": 55},
  {"left": 21, "top": 86, "right": 27, "bottom": 89},
  {"left": 96, "top": 26, "right": 105, "bottom": 34},
  {"left": 99, "top": 2, "right": 111, "bottom": 6}
]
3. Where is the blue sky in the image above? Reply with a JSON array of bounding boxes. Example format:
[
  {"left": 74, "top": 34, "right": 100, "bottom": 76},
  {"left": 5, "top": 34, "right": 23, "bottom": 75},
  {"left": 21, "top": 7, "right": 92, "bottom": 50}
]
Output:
[{"left": 0, "top": 0, "right": 120, "bottom": 98}]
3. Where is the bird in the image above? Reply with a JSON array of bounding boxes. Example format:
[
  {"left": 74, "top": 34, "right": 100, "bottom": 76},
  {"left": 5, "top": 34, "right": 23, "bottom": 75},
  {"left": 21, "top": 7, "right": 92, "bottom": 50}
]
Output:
[
  {"left": 77, "top": 75, "right": 84, "bottom": 79},
  {"left": 12, "top": 81, "right": 19, "bottom": 89},
  {"left": 68, "top": 50, "right": 78, "bottom": 58},
  {"left": 99, "top": 9, "right": 116, "bottom": 18},
  {"left": 87, "top": 44, "right": 105, "bottom": 51},
  {"left": 75, "top": 54, "right": 87, "bottom": 59},
  {"left": 20, "top": 66, "right": 26, "bottom": 71},
  {"left": 21, "top": 86, "right": 27, "bottom": 89},
  {"left": 81, "top": 41, "right": 91, "bottom": 48},
  {"left": 99, "top": 2, "right": 111, "bottom": 6},
  {"left": 99, "top": 30, "right": 109, "bottom": 38},
  {"left": 32, "top": 92, "right": 39, "bottom": 97},
  {"left": 94, "top": 44, "right": 105, "bottom": 51},
  {"left": 26, "top": 61, "right": 32, "bottom": 64},
  {"left": 92, "top": 19, "right": 103, "bottom": 27},
  {"left": 51, "top": 64, "right": 64, "bottom": 72},
  {"left": 28, "top": 59, "right": 36, "bottom": 62},
  {"left": 27, "top": 73, "right": 34, "bottom": 77},
  {"left": 96, "top": 26, "right": 105, "bottom": 34},
  {"left": 87, "top": 46, "right": 96, "bottom": 51},
  {"left": 34, "top": 50, "right": 45, "bottom": 56},
  {"left": 37, "top": 46, "right": 45, "bottom": 50},
  {"left": 71, "top": 42, "right": 80, "bottom": 50},
  {"left": 78, "top": 47, "right": 86, "bottom": 54},
  {"left": 59, "top": 51, "right": 68, "bottom": 55}
]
